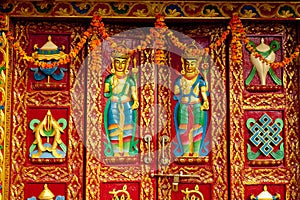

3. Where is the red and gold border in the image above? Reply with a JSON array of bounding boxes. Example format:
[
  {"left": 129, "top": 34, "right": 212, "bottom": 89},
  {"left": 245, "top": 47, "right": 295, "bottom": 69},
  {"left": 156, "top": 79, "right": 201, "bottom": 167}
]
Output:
[
  {"left": 1, "top": 1, "right": 300, "bottom": 19},
  {"left": 0, "top": 15, "right": 9, "bottom": 200}
]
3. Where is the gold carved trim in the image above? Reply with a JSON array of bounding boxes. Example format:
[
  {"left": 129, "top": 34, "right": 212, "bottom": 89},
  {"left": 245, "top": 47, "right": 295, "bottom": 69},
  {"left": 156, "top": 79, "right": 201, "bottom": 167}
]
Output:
[
  {"left": 27, "top": 91, "right": 71, "bottom": 106},
  {"left": 248, "top": 159, "right": 283, "bottom": 167},
  {"left": 229, "top": 23, "right": 246, "bottom": 200},
  {"left": 245, "top": 85, "right": 281, "bottom": 92},
  {"left": 140, "top": 49, "right": 155, "bottom": 200},
  {"left": 174, "top": 156, "right": 209, "bottom": 165},
  {"left": 85, "top": 35, "right": 102, "bottom": 199},
  {"left": 23, "top": 166, "right": 69, "bottom": 182},
  {"left": 1, "top": 20, "right": 11, "bottom": 200},
  {"left": 243, "top": 94, "right": 285, "bottom": 109},
  {"left": 104, "top": 156, "right": 138, "bottom": 165},
  {"left": 32, "top": 82, "right": 67, "bottom": 91},
  {"left": 244, "top": 168, "right": 289, "bottom": 185}
]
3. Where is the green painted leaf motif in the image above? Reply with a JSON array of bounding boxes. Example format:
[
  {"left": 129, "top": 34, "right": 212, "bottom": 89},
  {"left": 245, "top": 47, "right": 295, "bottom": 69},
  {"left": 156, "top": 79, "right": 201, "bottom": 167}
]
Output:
[
  {"left": 59, "top": 143, "right": 67, "bottom": 153},
  {"left": 246, "top": 118, "right": 256, "bottom": 129},
  {"left": 29, "top": 144, "right": 36, "bottom": 153},
  {"left": 247, "top": 144, "right": 261, "bottom": 160},
  {"left": 270, "top": 143, "right": 284, "bottom": 160},
  {"left": 58, "top": 118, "right": 67, "bottom": 130},
  {"left": 104, "top": 142, "right": 114, "bottom": 156},
  {"left": 29, "top": 119, "right": 40, "bottom": 130},
  {"left": 0, "top": 66, "right": 6, "bottom": 73},
  {"left": 269, "top": 40, "right": 280, "bottom": 52},
  {"left": 129, "top": 139, "right": 139, "bottom": 156},
  {"left": 268, "top": 67, "right": 282, "bottom": 85},
  {"left": 44, "top": 129, "right": 53, "bottom": 137},
  {"left": 245, "top": 67, "right": 257, "bottom": 86}
]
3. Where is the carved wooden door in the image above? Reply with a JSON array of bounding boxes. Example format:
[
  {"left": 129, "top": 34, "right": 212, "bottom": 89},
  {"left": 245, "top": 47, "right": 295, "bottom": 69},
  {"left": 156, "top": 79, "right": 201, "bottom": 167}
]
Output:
[
  {"left": 152, "top": 22, "right": 228, "bottom": 199},
  {"left": 83, "top": 21, "right": 229, "bottom": 199},
  {"left": 85, "top": 20, "right": 300, "bottom": 200},
  {"left": 3, "top": 16, "right": 300, "bottom": 200}
]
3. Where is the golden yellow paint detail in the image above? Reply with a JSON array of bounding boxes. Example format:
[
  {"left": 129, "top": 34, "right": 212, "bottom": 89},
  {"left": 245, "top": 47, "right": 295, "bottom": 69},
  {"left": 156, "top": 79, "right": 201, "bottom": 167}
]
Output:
[
  {"left": 181, "top": 185, "right": 204, "bottom": 200},
  {"left": 109, "top": 185, "right": 132, "bottom": 200}
]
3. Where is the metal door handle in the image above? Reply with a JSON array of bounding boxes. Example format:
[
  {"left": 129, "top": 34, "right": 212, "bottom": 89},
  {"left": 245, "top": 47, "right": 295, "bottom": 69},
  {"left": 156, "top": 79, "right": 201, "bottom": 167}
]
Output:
[
  {"left": 143, "top": 134, "right": 152, "bottom": 164},
  {"left": 151, "top": 171, "right": 200, "bottom": 191},
  {"left": 160, "top": 135, "right": 169, "bottom": 165}
]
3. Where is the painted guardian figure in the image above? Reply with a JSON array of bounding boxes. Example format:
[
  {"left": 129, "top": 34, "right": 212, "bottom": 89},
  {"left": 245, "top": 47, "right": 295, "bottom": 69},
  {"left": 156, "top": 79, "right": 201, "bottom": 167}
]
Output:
[
  {"left": 103, "top": 46, "right": 139, "bottom": 157},
  {"left": 173, "top": 47, "right": 210, "bottom": 157}
]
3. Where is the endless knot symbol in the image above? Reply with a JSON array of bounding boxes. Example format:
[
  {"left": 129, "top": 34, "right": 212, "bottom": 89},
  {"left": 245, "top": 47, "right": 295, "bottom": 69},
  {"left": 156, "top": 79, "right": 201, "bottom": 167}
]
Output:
[{"left": 247, "top": 113, "right": 283, "bottom": 156}]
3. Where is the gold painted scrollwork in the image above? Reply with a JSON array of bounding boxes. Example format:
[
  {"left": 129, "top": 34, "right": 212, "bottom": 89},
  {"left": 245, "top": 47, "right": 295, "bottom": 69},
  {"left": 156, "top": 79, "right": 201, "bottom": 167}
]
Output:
[
  {"left": 181, "top": 185, "right": 204, "bottom": 200},
  {"left": 109, "top": 185, "right": 132, "bottom": 200}
]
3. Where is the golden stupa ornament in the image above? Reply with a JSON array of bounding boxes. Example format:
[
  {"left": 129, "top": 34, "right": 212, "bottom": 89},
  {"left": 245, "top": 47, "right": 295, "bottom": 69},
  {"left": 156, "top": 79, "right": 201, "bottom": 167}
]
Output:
[
  {"left": 250, "top": 185, "right": 280, "bottom": 200},
  {"left": 27, "top": 184, "right": 66, "bottom": 200},
  {"left": 38, "top": 184, "right": 55, "bottom": 200}
]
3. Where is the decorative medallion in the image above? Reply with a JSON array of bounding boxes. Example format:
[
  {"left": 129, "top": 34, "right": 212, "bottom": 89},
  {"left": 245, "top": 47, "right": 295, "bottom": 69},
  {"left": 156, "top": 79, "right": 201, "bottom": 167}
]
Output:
[
  {"left": 29, "top": 110, "right": 67, "bottom": 163},
  {"left": 250, "top": 185, "right": 280, "bottom": 200},
  {"left": 246, "top": 113, "right": 284, "bottom": 166},
  {"left": 31, "top": 35, "right": 67, "bottom": 90},
  {"left": 27, "top": 184, "right": 65, "bottom": 200}
]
